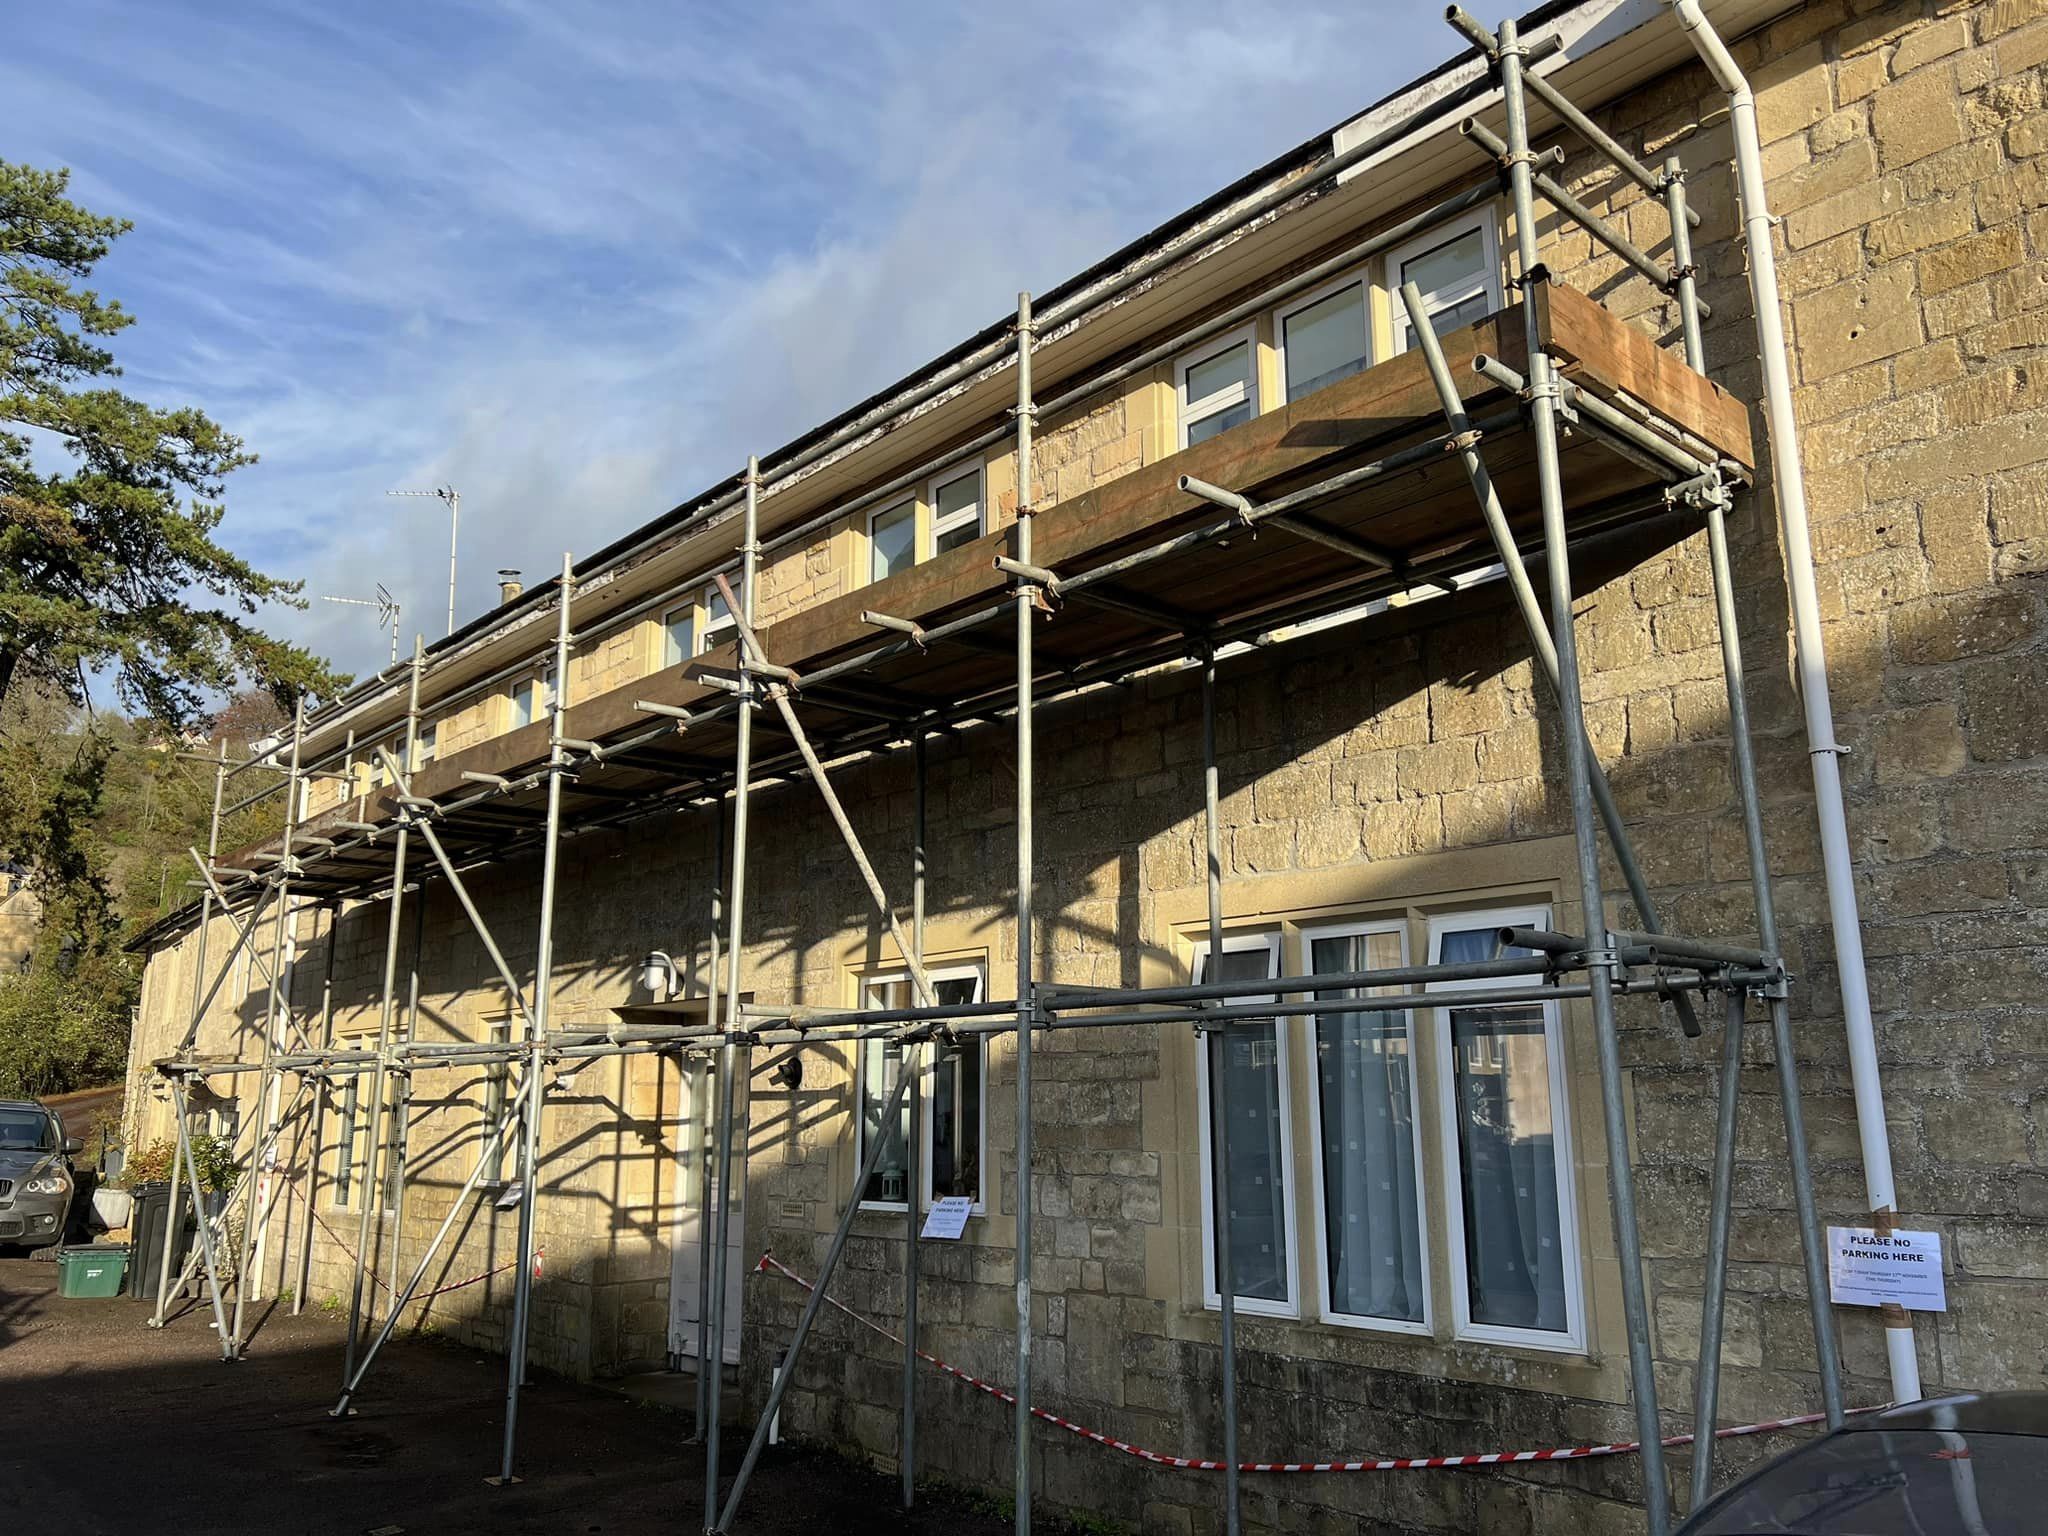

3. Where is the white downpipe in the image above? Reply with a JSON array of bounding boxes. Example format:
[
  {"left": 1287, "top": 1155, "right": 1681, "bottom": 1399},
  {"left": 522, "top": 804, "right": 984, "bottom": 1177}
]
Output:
[{"left": 1669, "top": 0, "right": 1918, "bottom": 1402}]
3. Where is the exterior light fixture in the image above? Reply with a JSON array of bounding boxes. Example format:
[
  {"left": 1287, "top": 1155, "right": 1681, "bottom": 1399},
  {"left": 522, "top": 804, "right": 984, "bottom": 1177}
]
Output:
[{"left": 639, "top": 950, "right": 680, "bottom": 999}]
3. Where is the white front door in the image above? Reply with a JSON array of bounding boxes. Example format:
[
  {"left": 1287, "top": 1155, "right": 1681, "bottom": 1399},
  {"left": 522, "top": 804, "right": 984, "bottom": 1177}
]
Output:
[{"left": 668, "top": 1058, "right": 745, "bottom": 1365}]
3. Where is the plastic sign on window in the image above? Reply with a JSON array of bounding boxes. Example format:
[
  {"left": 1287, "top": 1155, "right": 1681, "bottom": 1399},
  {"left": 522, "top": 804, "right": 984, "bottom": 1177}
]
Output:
[
  {"left": 920, "top": 1195, "right": 973, "bottom": 1240},
  {"left": 1826, "top": 1225, "right": 1947, "bottom": 1312}
]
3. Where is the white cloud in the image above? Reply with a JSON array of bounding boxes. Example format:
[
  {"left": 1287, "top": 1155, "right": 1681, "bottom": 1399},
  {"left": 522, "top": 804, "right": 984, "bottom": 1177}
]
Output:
[{"left": 5, "top": 0, "right": 1453, "bottom": 682}]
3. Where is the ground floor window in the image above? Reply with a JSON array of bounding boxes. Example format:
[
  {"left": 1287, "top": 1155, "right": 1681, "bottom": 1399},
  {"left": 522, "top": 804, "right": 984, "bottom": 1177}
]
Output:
[
  {"left": 1193, "top": 934, "right": 1296, "bottom": 1315},
  {"left": 1304, "top": 920, "right": 1427, "bottom": 1332},
  {"left": 856, "top": 964, "right": 985, "bottom": 1211},
  {"left": 332, "top": 1071, "right": 364, "bottom": 1208},
  {"left": 1189, "top": 902, "right": 1583, "bottom": 1350},
  {"left": 1430, "top": 912, "right": 1580, "bottom": 1346}
]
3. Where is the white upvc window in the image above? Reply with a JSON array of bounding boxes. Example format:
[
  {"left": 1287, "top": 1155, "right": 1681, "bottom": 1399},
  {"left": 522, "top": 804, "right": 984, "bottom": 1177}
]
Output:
[
  {"left": 478, "top": 1015, "right": 512, "bottom": 1183},
  {"left": 869, "top": 499, "right": 916, "bottom": 585},
  {"left": 661, "top": 602, "right": 694, "bottom": 669},
  {"left": 1176, "top": 326, "right": 1259, "bottom": 449},
  {"left": 1276, "top": 277, "right": 1371, "bottom": 404},
  {"left": 1388, "top": 212, "right": 1504, "bottom": 354},
  {"left": 698, "top": 586, "right": 736, "bottom": 655},
  {"left": 928, "top": 464, "right": 984, "bottom": 557},
  {"left": 1192, "top": 931, "right": 1297, "bottom": 1317},
  {"left": 414, "top": 721, "right": 437, "bottom": 770},
  {"left": 854, "top": 964, "right": 987, "bottom": 1212},
  {"left": 1428, "top": 907, "right": 1584, "bottom": 1350},
  {"left": 1301, "top": 919, "right": 1430, "bottom": 1335}
]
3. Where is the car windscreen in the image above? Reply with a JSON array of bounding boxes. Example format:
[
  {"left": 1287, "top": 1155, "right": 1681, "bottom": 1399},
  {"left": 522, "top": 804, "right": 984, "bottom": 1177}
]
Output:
[
  {"left": 0, "top": 1108, "right": 55, "bottom": 1150},
  {"left": 1685, "top": 1428, "right": 2048, "bottom": 1534}
]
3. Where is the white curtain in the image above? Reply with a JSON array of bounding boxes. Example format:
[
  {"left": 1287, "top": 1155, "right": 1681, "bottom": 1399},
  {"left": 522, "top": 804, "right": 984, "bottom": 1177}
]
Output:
[
  {"left": 1440, "top": 928, "right": 1566, "bottom": 1332},
  {"left": 1312, "top": 932, "right": 1424, "bottom": 1323}
]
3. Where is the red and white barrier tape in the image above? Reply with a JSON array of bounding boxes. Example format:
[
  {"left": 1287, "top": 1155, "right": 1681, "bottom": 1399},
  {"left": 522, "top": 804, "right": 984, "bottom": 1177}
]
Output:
[
  {"left": 757, "top": 1252, "right": 1873, "bottom": 1474},
  {"left": 278, "top": 1177, "right": 538, "bottom": 1302}
]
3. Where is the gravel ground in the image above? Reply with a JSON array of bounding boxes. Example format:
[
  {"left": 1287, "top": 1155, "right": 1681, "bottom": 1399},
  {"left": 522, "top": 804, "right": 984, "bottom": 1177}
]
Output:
[{"left": 0, "top": 1254, "right": 1021, "bottom": 1535}]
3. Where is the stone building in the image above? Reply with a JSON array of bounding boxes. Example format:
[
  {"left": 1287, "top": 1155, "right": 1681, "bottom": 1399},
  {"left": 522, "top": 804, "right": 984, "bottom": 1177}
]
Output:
[{"left": 125, "top": 0, "right": 2048, "bottom": 1530}]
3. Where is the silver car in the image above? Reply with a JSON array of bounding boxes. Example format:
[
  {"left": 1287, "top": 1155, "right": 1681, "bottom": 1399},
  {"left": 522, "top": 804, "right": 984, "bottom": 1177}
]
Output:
[{"left": 0, "top": 1099, "right": 82, "bottom": 1251}]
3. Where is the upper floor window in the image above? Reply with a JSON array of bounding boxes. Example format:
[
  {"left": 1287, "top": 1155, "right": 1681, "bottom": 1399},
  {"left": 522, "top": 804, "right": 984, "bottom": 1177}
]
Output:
[
  {"left": 661, "top": 602, "right": 693, "bottom": 669},
  {"left": 1278, "top": 279, "right": 1371, "bottom": 402},
  {"left": 509, "top": 666, "right": 555, "bottom": 730},
  {"left": 1177, "top": 328, "right": 1258, "bottom": 449},
  {"left": 415, "top": 721, "right": 437, "bottom": 769},
  {"left": 1192, "top": 932, "right": 1296, "bottom": 1316},
  {"left": 1427, "top": 908, "right": 1580, "bottom": 1348},
  {"left": 870, "top": 499, "right": 916, "bottom": 584},
  {"left": 1389, "top": 212, "right": 1503, "bottom": 353},
  {"left": 929, "top": 465, "right": 984, "bottom": 556},
  {"left": 699, "top": 587, "right": 735, "bottom": 655},
  {"left": 855, "top": 964, "right": 986, "bottom": 1212}
]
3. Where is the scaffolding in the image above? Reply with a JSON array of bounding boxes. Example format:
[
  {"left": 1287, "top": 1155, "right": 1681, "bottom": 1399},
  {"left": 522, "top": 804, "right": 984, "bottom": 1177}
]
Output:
[{"left": 136, "top": 11, "right": 1875, "bottom": 1534}]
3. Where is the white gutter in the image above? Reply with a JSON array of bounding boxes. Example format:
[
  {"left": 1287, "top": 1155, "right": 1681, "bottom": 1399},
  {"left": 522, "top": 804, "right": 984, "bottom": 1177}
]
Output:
[{"left": 1669, "top": 0, "right": 1918, "bottom": 1402}]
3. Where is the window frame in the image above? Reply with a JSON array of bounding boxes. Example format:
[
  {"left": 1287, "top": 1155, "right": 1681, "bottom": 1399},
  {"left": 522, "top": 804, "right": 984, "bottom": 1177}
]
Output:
[
  {"left": 509, "top": 675, "right": 538, "bottom": 731},
  {"left": 1273, "top": 275, "right": 1373, "bottom": 406},
  {"left": 1386, "top": 210, "right": 1504, "bottom": 355},
  {"left": 867, "top": 497, "right": 917, "bottom": 587},
  {"left": 853, "top": 961, "right": 989, "bottom": 1216},
  {"left": 925, "top": 462, "right": 985, "bottom": 558},
  {"left": 660, "top": 601, "right": 694, "bottom": 669},
  {"left": 332, "top": 1069, "right": 363, "bottom": 1209},
  {"left": 1426, "top": 904, "right": 1585, "bottom": 1352},
  {"left": 1190, "top": 929, "right": 1299, "bottom": 1319},
  {"left": 1297, "top": 917, "right": 1433, "bottom": 1338},
  {"left": 478, "top": 1015, "right": 513, "bottom": 1184},
  {"left": 1175, "top": 324, "right": 1261, "bottom": 451},
  {"left": 698, "top": 586, "right": 736, "bottom": 655}
]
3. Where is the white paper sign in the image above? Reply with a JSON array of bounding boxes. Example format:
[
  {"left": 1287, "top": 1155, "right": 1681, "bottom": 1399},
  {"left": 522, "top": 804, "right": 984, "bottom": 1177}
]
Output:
[
  {"left": 1827, "top": 1225, "right": 1947, "bottom": 1312},
  {"left": 494, "top": 1181, "right": 525, "bottom": 1210},
  {"left": 920, "top": 1196, "right": 973, "bottom": 1240}
]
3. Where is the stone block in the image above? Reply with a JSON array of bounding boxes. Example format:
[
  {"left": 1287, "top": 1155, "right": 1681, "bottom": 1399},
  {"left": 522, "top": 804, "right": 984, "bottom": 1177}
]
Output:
[
  {"left": 1869, "top": 702, "right": 1969, "bottom": 783},
  {"left": 1754, "top": 43, "right": 1832, "bottom": 143},
  {"left": 1795, "top": 265, "right": 1923, "bottom": 376},
  {"left": 1872, "top": 855, "right": 2010, "bottom": 915},
  {"left": 1893, "top": 13, "right": 1969, "bottom": 72},
  {"left": 1926, "top": 1099, "right": 2032, "bottom": 1166},
  {"left": 1394, "top": 739, "right": 1478, "bottom": 795},
  {"left": 1787, "top": 175, "right": 1907, "bottom": 249},
  {"left": 1964, "top": 650, "right": 2048, "bottom": 760},
  {"left": 1872, "top": 64, "right": 1967, "bottom": 168},
  {"left": 1955, "top": 1220, "right": 2048, "bottom": 1279},
  {"left": 1868, "top": 195, "right": 1974, "bottom": 262}
]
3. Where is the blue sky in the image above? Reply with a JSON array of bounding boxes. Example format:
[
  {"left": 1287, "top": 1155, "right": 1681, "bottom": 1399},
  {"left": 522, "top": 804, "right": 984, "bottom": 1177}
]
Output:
[{"left": 8, "top": 0, "right": 1456, "bottom": 683}]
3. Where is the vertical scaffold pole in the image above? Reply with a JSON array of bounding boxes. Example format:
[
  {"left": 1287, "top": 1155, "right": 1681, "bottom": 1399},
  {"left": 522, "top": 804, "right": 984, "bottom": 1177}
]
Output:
[
  {"left": 691, "top": 817, "right": 726, "bottom": 1446},
  {"left": 344, "top": 637, "right": 423, "bottom": 1390},
  {"left": 1010, "top": 291, "right": 1038, "bottom": 1536},
  {"left": 387, "top": 886, "right": 426, "bottom": 1307},
  {"left": 231, "top": 696, "right": 306, "bottom": 1355},
  {"left": 1702, "top": 494, "right": 1845, "bottom": 1433},
  {"left": 153, "top": 739, "right": 229, "bottom": 1327},
  {"left": 1201, "top": 650, "right": 1242, "bottom": 1536},
  {"left": 295, "top": 906, "right": 339, "bottom": 1316},
  {"left": 902, "top": 731, "right": 928, "bottom": 1511},
  {"left": 387, "top": 647, "right": 430, "bottom": 1311},
  {"left": 1691, "top": 988, "right": 1745, "bottom": 1511},
  {"left": 498, "top": 557, "right": 575, "bottom": 1484},
  {"left": 1497, "top": 17, "right": 1669, "bottom": 1530},
  {"left": 703, "top": 459, "right": 762, "bottom": 1529},
  {"left": 171, "top": 1074, "right": 236, "bottom": 1355}
]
